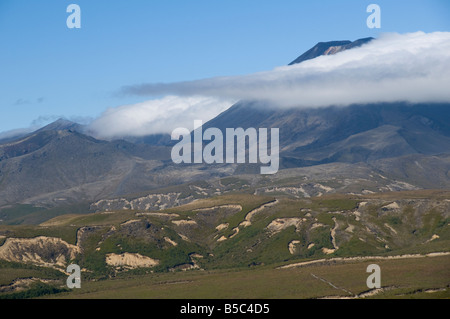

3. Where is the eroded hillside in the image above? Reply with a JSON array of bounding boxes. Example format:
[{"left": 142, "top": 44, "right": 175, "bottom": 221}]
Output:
[{"left": 1, "top": 190, "right": 449, "bottom": 298}]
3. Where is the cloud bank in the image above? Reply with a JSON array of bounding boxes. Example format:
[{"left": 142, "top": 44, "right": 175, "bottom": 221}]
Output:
[
  {"left": 88, "top": 96, "right": 234, "bottom": 139},
  {"left": 121, "top": 32, "right": 450, "bottom": 107},
  {"left": 91, "top": 32, "right": 450, "bottom": 138}
]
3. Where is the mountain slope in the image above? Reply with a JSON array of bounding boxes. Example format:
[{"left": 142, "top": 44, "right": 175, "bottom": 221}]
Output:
[
  {"left": 0, "top": 128, "right": 174, "bottom": 207},
  {"left": 204, "top": 102, "right": 450, "bottom": 166},
  {"left": 203, "top": 37, "right": 450, "bottom": 166}
]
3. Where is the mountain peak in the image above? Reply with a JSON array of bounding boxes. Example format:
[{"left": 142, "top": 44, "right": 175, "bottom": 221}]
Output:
[
  {"left": 289, "top": 37, "right": 374, "bottom": 65},
  {"left": 36, "top": 118, "right": 82, "bottom": 133}
]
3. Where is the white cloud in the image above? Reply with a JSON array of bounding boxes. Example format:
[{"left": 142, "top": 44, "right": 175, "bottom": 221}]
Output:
[
  {"left": 122, "top": 32, "right": 450, "bottom": 107},
  {"left": 91, "top": 32, "right": 450, "bottom": 138},
  {"left": 0, "top": 127, "right": 35, "bottom": 141},
  {"left": 88, "top": 95, "right": 234, "bottom": 139}
]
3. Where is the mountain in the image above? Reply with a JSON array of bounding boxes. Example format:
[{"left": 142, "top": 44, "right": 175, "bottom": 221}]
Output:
[
  {"left": 0, "top": 125, "right": 176, "bottom": 208},
  {"left": 120, "top": 133, "right": 173, "bottom": 146},
  {"left": 202, "top": 36, "right": 450, "bottom": 166},
  {"left": 114, "top": 37, "right": 375, "bottom": 147},
  {"left": 0, "top": 119, "right": 83, "bottom": 144},
  {"left": 1, "top": 37, "right": 450, "bottom": 216},
  {"left": 35, "top": 118, "right": 84, "bottom": 133},
  {"left": 204, "top": 101, "right": 450, "bottom": 167},
  {"left": 288, "top": 37, "right": 373, "bottom": 65},
  {"left": 200, "top": 37, "right": 449, "bottom": 168}
]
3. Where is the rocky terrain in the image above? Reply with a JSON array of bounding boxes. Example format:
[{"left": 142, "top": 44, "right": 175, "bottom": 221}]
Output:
[{"left": 1, "top": 190, "right": 448, "bottom": 279}]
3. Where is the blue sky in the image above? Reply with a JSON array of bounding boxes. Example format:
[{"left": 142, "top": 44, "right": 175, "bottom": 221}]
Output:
[{"left": 0, "top": 0, "right": 449, "bottom": 133}]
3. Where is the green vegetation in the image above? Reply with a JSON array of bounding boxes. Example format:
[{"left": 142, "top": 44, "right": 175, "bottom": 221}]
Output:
[
  {"left": 334, "top": 236, "right": 382, "bottom": 257},
  {"left": 0, "top": 203, "right": 91, "bottom": 225},
  {"left": 45, "top": 255, "right": 450, "bottom": 299},
  {"left": 0, "top": 260, "right": 66, "bottom": 298},
  {"left": 0, "top": 205, "right": 46, "bottom": 225},
  {"left": 73, "top": 227, "right": 109, "bottom": 278},
  {"left": 311, "top": 198, "right": 359, "bottom": 211},
  {"left": 0, "top": 225, "right": 78, "bottom": 245},
  {"left": 220, "top": 177, "right": 248, "bottom": 188},
  {"left": 386, "top": 216, "right": 402, "bottom": 226},
  {"left": 1, "top": 190, "right": 449, "bottom": 299},
  {"left": 0, "top": 282, "right": 68, "bottom": 299}
]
